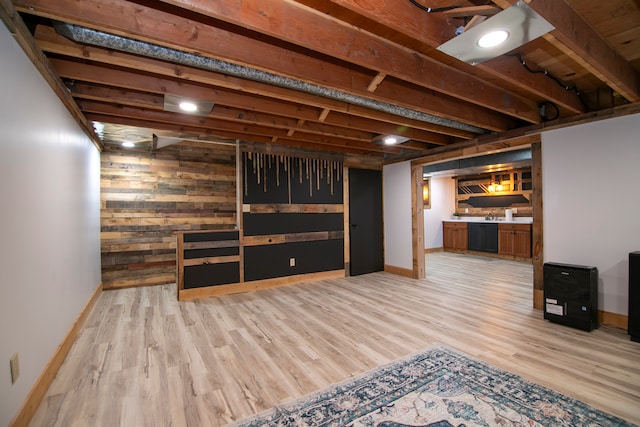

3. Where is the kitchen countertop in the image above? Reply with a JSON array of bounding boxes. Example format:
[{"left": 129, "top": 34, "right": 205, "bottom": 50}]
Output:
[{"left": 447, "top": 217, "right": 533, "bottom": 224}]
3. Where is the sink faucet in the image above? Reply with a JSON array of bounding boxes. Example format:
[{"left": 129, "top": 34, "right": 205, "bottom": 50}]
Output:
[{"left": 485, "top": 211, "right": 495, "bottom": 221}]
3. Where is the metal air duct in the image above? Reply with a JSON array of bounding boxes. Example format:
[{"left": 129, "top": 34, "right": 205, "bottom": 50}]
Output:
[{"left": 54, "top": 22, "right": 487, "bottom": 135}]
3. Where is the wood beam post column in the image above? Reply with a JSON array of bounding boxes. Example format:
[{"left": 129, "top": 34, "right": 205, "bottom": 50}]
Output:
[
  {"left": 531, "top": 140, "right": 544, "bottom": 309},
  {"left": 412, "top": 164, "right": 425, "bottom": 279}
]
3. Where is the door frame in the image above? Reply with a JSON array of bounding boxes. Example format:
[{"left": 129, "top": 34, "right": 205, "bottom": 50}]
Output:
[{"left": 409, "top": 136, "right": 544, "bottom": 309}]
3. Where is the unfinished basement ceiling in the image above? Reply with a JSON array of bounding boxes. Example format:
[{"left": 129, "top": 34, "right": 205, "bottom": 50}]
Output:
[{"left": 3, "top": 0, "right": 639, "bottom": 160}]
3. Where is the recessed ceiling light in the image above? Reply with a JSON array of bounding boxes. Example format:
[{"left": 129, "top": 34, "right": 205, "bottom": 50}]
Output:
[
  {"left": 179, "top": 101, "right": 198, "bottom": 112},
  {"left": 122, "top": 141, "right": 135, "bottom": 148},
  {"left": 164, "top": 94, "right": 213, "bottom": 116},
  {"left": 436, "top": 1, "right": 554, "bottom": 65},
  {"left": 375, "top": 135, "right": 410, "bottom": 145},
  {"left": 477, "top": 30, "right": 509, "bottom": 48}
]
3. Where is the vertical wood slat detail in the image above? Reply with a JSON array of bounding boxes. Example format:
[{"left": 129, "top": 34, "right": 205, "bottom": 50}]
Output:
[{"left": 100, "top": 142, "right": 237, "bottom": 289}]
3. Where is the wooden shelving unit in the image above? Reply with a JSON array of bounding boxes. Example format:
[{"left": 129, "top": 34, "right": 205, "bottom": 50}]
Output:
[{"left": 177, "top": 229, "right": 241, "bottom": 300}]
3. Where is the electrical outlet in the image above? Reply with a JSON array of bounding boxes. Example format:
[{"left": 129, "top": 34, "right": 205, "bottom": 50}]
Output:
[
  {"left": 10, "top": 353, "right": 19, "bottom": 384},
  {"left": 289, "top": 257, "right": 295, "bottom": 267}
]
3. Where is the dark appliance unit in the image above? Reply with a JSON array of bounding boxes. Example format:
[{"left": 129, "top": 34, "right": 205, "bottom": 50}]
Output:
[
  {"left": 467, "top": 222, "right": 498, "bottom": 253},
  {"left": 629, "top": 252, "right": 640, "bottom": 342},
  {"left": 544, "top": 262, "right": 598, "bottom": 331}
]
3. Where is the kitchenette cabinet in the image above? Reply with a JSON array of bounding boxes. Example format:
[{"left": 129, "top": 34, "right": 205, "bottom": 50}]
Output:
[
  {"left": 442, "top": 219, "right": 532, "bottom": 260},
  {"left": 498, "top": 223, "right": 532, "bottom": 258},
  {"left": 443, "top": 221, "right": 468, "bottom": 251}
]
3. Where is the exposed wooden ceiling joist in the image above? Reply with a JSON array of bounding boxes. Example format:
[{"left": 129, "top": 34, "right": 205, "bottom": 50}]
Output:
[
  {"left": 6, "top": 0, "right": 639, "bottom": 159},
  {"left": 528, "top": 0, "right": 640, "bottom": 102},
  {"left": 493, "top": 0, "right": 640, "bottom": 102},
  {"left": 295, "top": 0, "right": 587, "bottom": 114},
  {"left": 154, "top": 0, "right": 540, "bottom": 123}
]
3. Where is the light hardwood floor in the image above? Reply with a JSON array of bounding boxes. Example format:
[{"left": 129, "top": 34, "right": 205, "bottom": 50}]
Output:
[{"left": 30, "top": 252, "right": 640, "bottom": 426}]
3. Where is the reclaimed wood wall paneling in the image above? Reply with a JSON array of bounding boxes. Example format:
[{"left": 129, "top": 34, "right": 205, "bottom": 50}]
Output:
[{"left": 100, "top": 142, "right": 237, "bottom": 289}]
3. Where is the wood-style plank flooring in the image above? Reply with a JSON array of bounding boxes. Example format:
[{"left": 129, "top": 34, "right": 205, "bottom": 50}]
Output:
[{"left": 30, "top": 252, "right": 640, "bottom": 426}]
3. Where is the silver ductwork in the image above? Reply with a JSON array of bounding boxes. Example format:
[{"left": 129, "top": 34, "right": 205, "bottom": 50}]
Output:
[{"left": 54, "top": 22, "right": 487, "bottom": 135}]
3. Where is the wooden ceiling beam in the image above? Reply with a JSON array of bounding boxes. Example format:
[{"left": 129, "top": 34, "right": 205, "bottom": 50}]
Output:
[
  {"left": 18, "top": 0, "right": 529, "bottom": 126},
  {"left": 323, "top": 111, "right": 457, "bottom": 146},
  {"left": 20, "top": 5, "right": 522, "bottom": 131},
  {"left": 318, "top": 109, "right": 331, "bottom": 122},
  {"left": 0, "top": 0, "right": 102, "bottom": 150},
  {"left": 86, "top": 113, "right": 273, "bottom": 146},
  {"left": 527, "top": 0, "right": 640, "bottom": 102},
  {"left": 68, "top": 81, "right": 453, "bottom": 147},
  {"left": 78, "top": 100, "right": 401, "bottom": 154},
  {"left": 143, "top": 0, "right": 541, "bottom": 123},
  {"left": 69, "top": 83, "right": 165, "bottom": 110},
  {"left": 87, "top": 113, "right": 383, "bottom": 156},
  {"left": 441, "top": 6, "right": 501, "bottom": 18},
  {"left": 367, "top": 72, "right": 387, "bottom": 93},
  {"left": 35, "top": 25, "right": 496, "bottom": 135},
  {"left": 71, "top": 84, "right": 376, "bottom": 142},
  {"left": 294, "top": 0, "right": 586, "bottom": 114},
  {"left": 55, "top": 60, "right": 458, "bottom": 146}
]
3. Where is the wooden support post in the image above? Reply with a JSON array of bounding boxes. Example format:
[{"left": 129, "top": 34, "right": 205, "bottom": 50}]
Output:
[
  {"left": 412, "top": 164, "right": 425, "bottom": 279},
  {"left": 531, "top": 140, "right": 544, "bottom": 309}
]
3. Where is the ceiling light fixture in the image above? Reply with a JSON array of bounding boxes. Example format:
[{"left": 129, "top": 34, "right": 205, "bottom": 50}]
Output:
[
  {"left": 121, "top": 141, "right": 135, "bottom": 148},
  {"left": 375, "top": 135, "right": 410, "bottom": 146},
  {"left": 477, "top": 30, "right": 509, "bottom": 48},
  {"left": 437, "top": 1, "right": 554, "bottom": 65},
  {"left": 163, "top": 94, "right": 214, "bottom": 116},
  {"left": 179, "top": 101, "right": 198, "bottom": 112}
]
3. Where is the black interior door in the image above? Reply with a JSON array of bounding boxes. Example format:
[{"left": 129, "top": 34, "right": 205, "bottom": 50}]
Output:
[{"left": 349, "top": 168, "right": 383, "bottom": 275}]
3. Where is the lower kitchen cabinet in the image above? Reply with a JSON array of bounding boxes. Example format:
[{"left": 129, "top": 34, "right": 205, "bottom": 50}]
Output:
[
  {"left": 468, "top": 222, "right": 498, "bottom": 253},
  {"left": 498, "top": 223, "right": 532, "bottom": 258},
  {"left": 443, "top": 221, "right": 468, "bottom": 251}
]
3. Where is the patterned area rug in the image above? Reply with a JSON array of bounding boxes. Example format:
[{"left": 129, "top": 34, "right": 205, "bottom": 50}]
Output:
[{"left": 228, "top": 345, "right": 635, "bottom": 427}]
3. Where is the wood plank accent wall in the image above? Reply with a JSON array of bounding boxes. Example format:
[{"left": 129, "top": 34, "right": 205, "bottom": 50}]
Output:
[{"left": 100, "top": 141, "right": 236, "bottom": 289}]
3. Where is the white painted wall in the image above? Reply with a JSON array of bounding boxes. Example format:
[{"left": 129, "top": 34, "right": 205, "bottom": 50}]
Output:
[
  {"left": 383, "top": 161, "right": 413, "bottom": 270},
  {"left": 424, "top": 176, "right": 456, "bottom": 249},
  {"left": 0, "top": 24, "right": 101, "bottom": 426},
  {"left": 542, "top": 113, "right": 640, "bottom": 315}
]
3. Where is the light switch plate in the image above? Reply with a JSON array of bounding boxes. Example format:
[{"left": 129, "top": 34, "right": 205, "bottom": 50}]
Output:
[{"left": 289, "top": 258, "right": 295, "bottom": 267}]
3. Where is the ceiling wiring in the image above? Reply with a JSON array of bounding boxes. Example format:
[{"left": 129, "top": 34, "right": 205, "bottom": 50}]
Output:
[
  {"left": 506, "top": 53, "right": 599, "bottom": 112},
  {"left": 407, "top": 0, "right": 462, "bottom": 13}
]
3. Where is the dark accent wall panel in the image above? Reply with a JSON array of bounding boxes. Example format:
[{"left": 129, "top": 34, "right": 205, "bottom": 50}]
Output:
[
  {"left": 244, "top": 240, "right": 344, "bottom": 282},
  {"left": 184, "top": 247, "right": 240, "bottom": 259},
  {"left": 243, "top": 213, "right": 344, "bottom": 235},
  {"left": 243, "top": 153, "right": 342, "bottom": 204},
  {"left": 242, "top": 152, "right": 345, "bottom": 284},
  {"left": 243, "top": 154, "right": 289, "bottom": 204},
  {"left": 289, "top": 159, "right": 343, "bottom": 204},
  {"left": 464, "top": 194, "right": 530, "bottom": 208},
  {"left": 184, "top": 231, "right": 239, "bottom": 242},
  {"left": 184, "top": 263, "right": 240, "bottom": 289}
]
